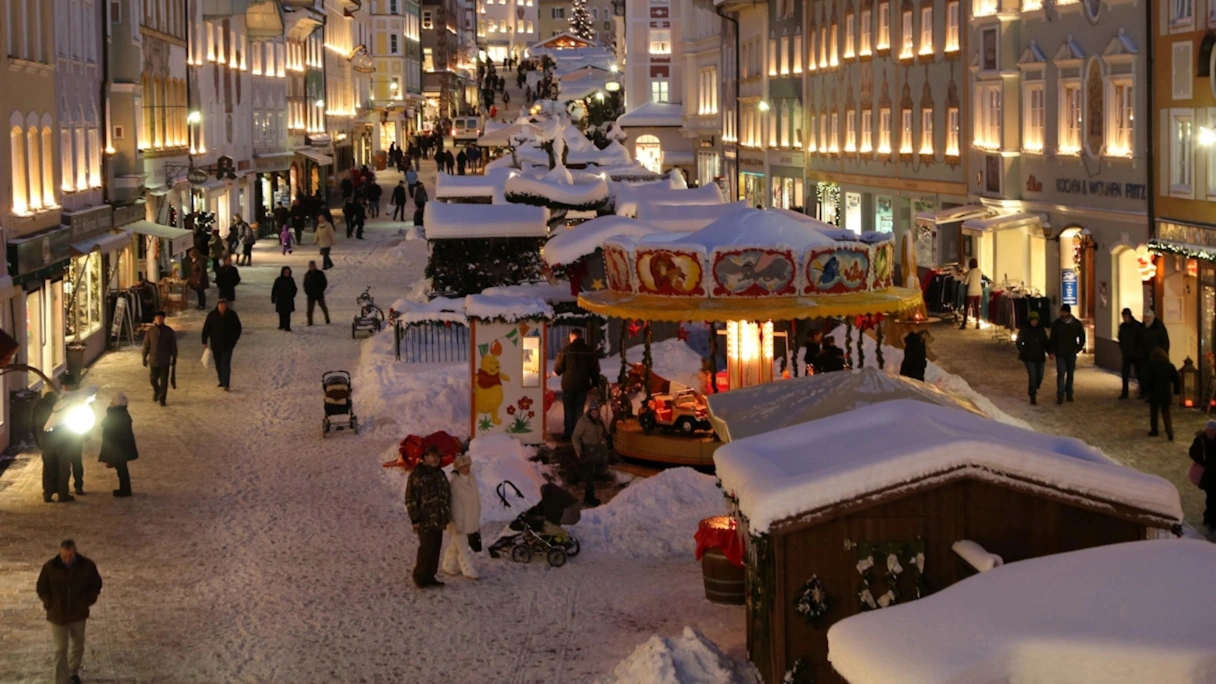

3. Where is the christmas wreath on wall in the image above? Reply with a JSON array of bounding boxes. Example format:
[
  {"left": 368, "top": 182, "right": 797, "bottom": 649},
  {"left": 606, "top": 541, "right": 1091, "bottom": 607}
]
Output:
[
  {"left": 853, "top": 539, "right": 926, "bottom": 612},
  {"left": 793, "top": 575, "right": 830, "bottom": 627}
]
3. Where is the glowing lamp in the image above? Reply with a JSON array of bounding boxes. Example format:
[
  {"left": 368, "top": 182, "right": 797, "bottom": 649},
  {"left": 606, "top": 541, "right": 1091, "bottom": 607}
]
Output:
[
  {"left": 187, "top": 111, "right": 201, "bottom": 124},
  {"left": 725, "top": 321, "right": 775, "bottom": 389},
  {"left": 1180, "top": 357, "right": 1200, "bottom": 408},
  {"left": 605, "top": 81, "right": 620, "bottom": 92}
]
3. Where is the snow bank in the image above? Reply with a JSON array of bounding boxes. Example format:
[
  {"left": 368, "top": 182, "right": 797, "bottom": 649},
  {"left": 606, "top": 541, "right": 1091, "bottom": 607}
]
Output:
[
  {"left": 466, "top": 435, "right": 548, "bottom": 524},
  {"left": 504, "top": 172, "right": 611, "bottom": 209},
  {"left": 643, "top": 338, "right": 706, "bottom": 392},
  {"left": 600, "top": 627, "right": 760, "bottom": 684},
  {"left": 464, "top": 294, "right": 553, "bottom": 322},
  {"left": 573, "top": 468, "right": 725, "bottom": 559},
  {"left": 353, "top": 330, "right": 469, "bottom": 438}
]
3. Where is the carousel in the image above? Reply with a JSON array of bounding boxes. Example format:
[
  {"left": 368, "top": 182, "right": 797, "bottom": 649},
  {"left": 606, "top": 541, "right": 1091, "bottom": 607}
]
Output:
[{"left": 576, "top": 207, "right": 924, "bottom": 466}]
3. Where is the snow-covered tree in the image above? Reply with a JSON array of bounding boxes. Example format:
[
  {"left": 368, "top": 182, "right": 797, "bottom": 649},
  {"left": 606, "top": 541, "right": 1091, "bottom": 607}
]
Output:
[{"left": 569, "top": 0, "right": 594, "bottom": 41}]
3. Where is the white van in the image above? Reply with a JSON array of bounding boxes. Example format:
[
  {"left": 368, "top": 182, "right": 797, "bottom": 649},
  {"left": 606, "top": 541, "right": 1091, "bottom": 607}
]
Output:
[{"left": 451, "top": 116, "right": 482, "bottom": 142}]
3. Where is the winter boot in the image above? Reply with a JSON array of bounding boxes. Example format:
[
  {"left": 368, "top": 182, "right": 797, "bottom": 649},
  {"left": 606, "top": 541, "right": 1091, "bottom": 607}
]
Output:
[
  {"left": 1029, "top": 393, "right": 1037, "bottom": 405},
  {"left": 1056, "top": 395, "right": 1064, "bottom": 405}
]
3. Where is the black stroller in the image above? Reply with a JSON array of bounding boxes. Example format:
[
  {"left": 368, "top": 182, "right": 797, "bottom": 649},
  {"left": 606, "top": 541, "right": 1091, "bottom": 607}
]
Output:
[
  {"left": 322, "top": 370, "right": 358, "bottom": 437},
  {"left": 488, "top": 480, "right": 581, "bottom": 567}
]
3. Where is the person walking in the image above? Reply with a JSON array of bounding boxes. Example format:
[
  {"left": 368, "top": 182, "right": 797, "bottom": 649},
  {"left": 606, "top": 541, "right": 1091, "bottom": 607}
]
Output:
[
  {"left": 315, "top": 212, "right": 337, "bottom": 268},
  {"left": 279, "top": 222, "right": 294, "bottom": 255},
  {"left": 413, "top": 183, "right": 429, "bottom": 227},
  {"left": 303, "top": 261, "right": 330, "bottom": 326},
  {"left": 802, "top": 330, "right": 822, "bottom": 375},
  {"left": 959, "top": 258, "right": 984, "bottom": 329},
  {"left": 1048, "top": 303, "right": 1086, "bottom": 405},
  {"left": 214, "top": 255, "right": 241, "bottom": 302},
  {"left": 238, "top": 219, "right": 257, "bottom": 266},
  {"left": 290, "top": 198, "right": 307, "bottom": 245},
  {"left": 1142, "top": 309, "right": 1171, "bottom": 358},
  {"left": 554, "top": 329, "right": 600, "bottom": 441},
  {"left": 142, "top": 310, "right": 177, "bottom": 406},
  {"left": 815, "top": 336, "right": 846, "bottom": 372},
  {"left": 367, "top": 181, "right": 382, "bottom": 218},
  {"left": 392, "top": 180, "right": 408, "bottom": 221},
  {"left": 207, "top": 228, "right": 225, "bottom": 278},
  {"left": 188, "top": 249, "right": 209, "bottom": 310},
  {"left": 226, "top": 216, "right": 244, "bottom": 257},
  {"left": 98, "top": 392, "right": 138, "bottom": 497},
  {"left": 1188, "top": 421, "right": 1216, "bottom": 529},
  {"left": 201, "top": 299, "right": 242, "bottom": 391},
  {"left": 572, "top": 401, "right": 609, "bottom": 507},
  {"left": 33, "top": 389, "right": 66, "bottom": 503},
  {"left": 456, "top": 149, "right": 467, "bottom": 175},
  {"left": 405, "top": 446, "right": 452, "bottom": 589},
  {"left": 343, "top": 197, "right": 359, "bottom": 239},
  {"left": 36, "top": 539, "right": 102, "bottom": 684},
  {"left": 1144, "top": 347, "right": 1179, "bottom": 441},
  {"left": 442, "top": 453, "right": 482, "bottom": 580},
  {"left": 1118, "top": 308, "right": 1146, "bottom": 400},
  {"left": 405, "top": 168, "right": 418, "bottom": 199},
  {"left": 350, "top": 197, "right": 367, "bottom": 239},
  {"left": 444, "top": 150, "right": 455, "bottom": 175},
  {"left": 271, "top": 266, "right": 298, "bottom": 332},
  {"left": 273, "top": 201, "right": 290, "bottom": 240},
  {"left": 899, "top": 330, "right": 929, "bottom": 382},
  {"left": 1016, "top": 311, "right": 1050, "bottom": 404}
]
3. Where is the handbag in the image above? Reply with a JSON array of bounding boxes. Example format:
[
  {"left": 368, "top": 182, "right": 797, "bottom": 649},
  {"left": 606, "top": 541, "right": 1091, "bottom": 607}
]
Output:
[
  {"left": 467, "top": 531, "right": 483, "bottom": 553},
  {"left": 201, "top": 347, "right": 213, "bottom": 369},
  {"left": 1189, "top": 462, "right": 1205, "bottom": 487}
]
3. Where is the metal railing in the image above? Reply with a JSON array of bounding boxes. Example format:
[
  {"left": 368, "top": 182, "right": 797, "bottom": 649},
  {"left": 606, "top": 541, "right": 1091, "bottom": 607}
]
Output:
[{"left": 394, "top": 320, "right": 470, "bottom": 363}]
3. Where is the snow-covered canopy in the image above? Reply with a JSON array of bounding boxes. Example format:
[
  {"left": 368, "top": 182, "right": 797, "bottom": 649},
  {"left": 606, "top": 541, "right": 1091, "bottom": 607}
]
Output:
[
  {"left": 424, "top": 202, "right": 549, "bottom": 239},
  {"left": 616, "top": 102, "right": 686, "bottom": 128},
  {"left": 464, "top": 294, "right": 554, "bottom": 322},
  {"left": 396, "top": 297, "right": 468, "bottom": 325},
  {"left": 673, "top": 207, "right": 841, "bottom": 252},
  {"left": 542, "top": 215, "right": 665, "bottom": 266},
  {"left": 567, "top": 140, "right": 633, "bottom": 166},
  {"left": 634, "top": 200, "right": 751, "bottom": 232},
  {"left": 434, "top": 168, "right": 513, "bottom": 201},
  {"left": 504, "top": 171, "right": 610, "bottom": 210},
  {"left": 614, "top": 183, "right": 724, "bottom": 218},
  {"left": 713, "top": 399, "right": 1183, "bottom": 533},
  {"left": 706, "top": 368, "right": 983, "bottom": 443},
  {"left": 477, "top": 121, "right": 545, "bottom": 147},
  {"left": 481, "top": 281, "right": 577, "bottom": 303},
  {"left": 828, "top": 540, "right": 1216, "bottom": 684}
]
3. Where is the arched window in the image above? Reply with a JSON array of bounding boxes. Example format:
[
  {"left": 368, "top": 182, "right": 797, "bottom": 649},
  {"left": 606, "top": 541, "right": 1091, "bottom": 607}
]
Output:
[
  {"left": 41, "top": 125, "right": 55, "bottom": 206},
  {"left": 635, "top": 134, "right": 662, "bottom": 173},
  {"left": 75, "top": 122, "right": 87, "bottom": 190},
  {"left": 27, "top": 124, "right": 42, "bottom": 210},
  {"left": 10, "top": 122, "right": 27, "bottom": 214},
  {"left": 60, "top": 124, "right": 73, "bottom": 192}
]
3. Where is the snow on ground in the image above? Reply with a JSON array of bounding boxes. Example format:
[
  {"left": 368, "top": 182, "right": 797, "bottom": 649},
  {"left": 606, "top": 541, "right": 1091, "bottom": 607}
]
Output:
[
  {"left": 353, "top": 327, "right": 469, "bottom": 441},
  {"left": 466, "top": 435, "right": 547, "bottom": 524},
  {"left": 600, "top": 627, "right": 760, "bottom": 684},
  {"left": 573, "top": 468, "right": 726, "bottom": 560}
]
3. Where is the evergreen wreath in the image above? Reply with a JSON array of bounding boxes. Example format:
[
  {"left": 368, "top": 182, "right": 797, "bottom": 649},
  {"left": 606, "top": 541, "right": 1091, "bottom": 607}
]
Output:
[
  {"left": 854, "top": 539, "right": 926, "bottom": 612},
  {"left": 793, "top": 575, "right": 830, "bottom": 627}
]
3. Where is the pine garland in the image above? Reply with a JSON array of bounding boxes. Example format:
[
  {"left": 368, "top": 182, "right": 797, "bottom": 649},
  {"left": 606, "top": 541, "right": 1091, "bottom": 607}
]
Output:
[
  {"left": 844, "top": 319, "right": 853, "bottom": 368},
  {"left": 875, "top": 324, "right": 885, "bottom": 369},
  {"left": 642, "top": 322, "right": 654, "bottom": 405}
]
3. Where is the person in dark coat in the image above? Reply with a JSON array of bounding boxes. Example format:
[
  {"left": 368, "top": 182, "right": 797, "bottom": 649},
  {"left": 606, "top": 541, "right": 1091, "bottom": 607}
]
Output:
[
  {"left": 303, "top": 261, "right": 330, "bottom": 325},
  {"left": 271, "top": 266, "right": 298, "bottom": 332},
  {"left": 188, "top": 249, "right": 209, "bottom": 310},
  {"left": 98, "top": 392, "right": 138, "bottom": 497},
  {"left": 391, "top": 181, "right": 408, "bottom": 221},
  {"left": 142, "top": 310, "right": 177, "bottom": 406},
  {"left": 351, "top": 198, "right": 367, "bottom": 239},
  {"left": 815, "top": 336, "right": 846, "bottom": 373},
  {"left": 802, "top": 330, "right": 822, "bottom": 375},
  {"left": 1016, "top": 311, "right": 1050, "bottom": 404},
  {"left": 413, "top": 183, "right": 429, "bottom": 227},
  {"left": 201, "top": 299, "right": 243, "bottom": 390},
  {"left": 405, "top": 447, "right": 452, "bottom": 589},
  {"left": 1048, "top": 303, "right": 1086, "bottom": 404},
  {"left": 1143, "top": 347, "right": 1179, "bottom": 441},
  {"left": 1189, "top": 420, "right": 1216, "bottom": 528},
  {"left": 456, "top": 149, "right": 467, "bottom": 175},
  {"left": 340, "top": 176, "right": 354, "bottom": 201},
  {"left": 214, "top": 256, "right": 241, "bottom": 302},
  {"left": 273, "top": 201, "right": 290, "bottom": 235},
  {"left": 444, "top": 150, "right": 455, "bottom": 175},
  {"left": 553, "top": 329, "right": 601, "bottom": 440},
  {"left": 899, "top": 330, "right": 928, "bottom": 382},
  {"left": 36, "top": 539, "right": 102, "bottom": 684},
  {"left": 32, "top": 389, "right": 66, "bottom": 503},
  {"left": 290, "top": 198, "right": 308, "bottom": 244},
  {"left": 1141, "top": 310, "right": 1171, "bottom": 357},
  {"left": 1118, "top": 308, "right": 1145, "bottom": 399},
  {"left": 366, "top": 181, "right": 382, "bottom": 218}
]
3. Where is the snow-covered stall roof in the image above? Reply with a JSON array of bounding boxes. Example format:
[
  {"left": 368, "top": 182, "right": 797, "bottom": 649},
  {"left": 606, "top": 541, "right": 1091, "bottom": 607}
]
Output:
[
  {"left": 542, "top": 215, "right": 665, "bottom": 266},
  {"left": 397, "top": 297, "right": 469, "bottom": 325},
  {"left": 669, "top": 206, "right": 838, "bottom": 252},
  {"left": 616, "top": 102, "right": 686, "bottom": 128},
  {"left": 635, "top": 200, "right": 751, "bottom": 232},
  {"left": 464, "top": 294, "right": 554, "bottom": 322},
  {"left": 706, "top": 368, "right": 983, "bottom": 442},
  {"left": 828, "top": 540, "right": 1216, "bottom": 684},
  {"left": 713, "top": 399, "right": 1183, "bottom": 533},
  {"left": 477, "top": 121, "right": 544, "bottom": 147},
  {"left": 614, "top": 182, "right": 724, "bottom": 217},
  {"left": 424, "top": 202, "right": 549, "bottom": 239},
  {"left": 567, "top": 140, "right": 633, "bottom": 166},
  {"left": 504, "top": 168, "right": 610, "bottom": 209},
  {"left": 434, "top": 169, "right": 512, "bottom": 200},
  {"left": 481, "top": 281, "right": 577, "bottom": 303}
]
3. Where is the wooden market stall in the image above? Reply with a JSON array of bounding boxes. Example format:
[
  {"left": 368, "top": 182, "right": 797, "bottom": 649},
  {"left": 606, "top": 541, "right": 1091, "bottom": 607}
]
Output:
[{"left": 466, "top": 294, "right": 553, "bottom": 445}]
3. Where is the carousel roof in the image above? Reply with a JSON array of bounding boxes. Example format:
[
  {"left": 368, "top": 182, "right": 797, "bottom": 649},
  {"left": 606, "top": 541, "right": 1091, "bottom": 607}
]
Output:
[
  {"left": 542, "top": 215, "right": 664, "bottom": 266},
  {"left": 577, "top": 287, "right": 923, "bottom": 322}
]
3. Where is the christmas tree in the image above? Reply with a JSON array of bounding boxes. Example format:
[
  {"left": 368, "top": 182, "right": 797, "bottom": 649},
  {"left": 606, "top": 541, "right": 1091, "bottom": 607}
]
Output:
[{"left": 569, "top": 0, "right": 594, "bottom": 41}]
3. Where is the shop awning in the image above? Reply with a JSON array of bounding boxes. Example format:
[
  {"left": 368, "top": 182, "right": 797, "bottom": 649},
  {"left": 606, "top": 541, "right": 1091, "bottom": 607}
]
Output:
[
  {"left": 961, "top": 212, "right": 1042, "bottom": 236},
  {"left": 70, "top": 231, "right": 132, "bottom": 257},
  {"left": 122, "top": 220, "right": 193, "bottom": 256},
  {"left": 296, "top": 148, "right": 333, "bottom": 166},
  {"left": 916, "top": 204, "right": 995, "bottom": 225},
  {"left": 1148, "top": 238, "right": 1216, "bottom": 262}
]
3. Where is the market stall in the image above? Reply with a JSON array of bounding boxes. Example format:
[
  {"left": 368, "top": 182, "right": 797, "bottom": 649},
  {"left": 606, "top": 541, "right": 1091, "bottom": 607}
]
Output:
[{"left": 466, "top": 294, "right": 553, "bottom": 445}]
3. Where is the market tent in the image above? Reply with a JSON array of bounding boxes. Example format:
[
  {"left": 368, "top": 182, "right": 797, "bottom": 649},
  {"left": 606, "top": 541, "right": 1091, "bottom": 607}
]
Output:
[{"left": 706, "top": 367, "right": 983, "bottom": 443}]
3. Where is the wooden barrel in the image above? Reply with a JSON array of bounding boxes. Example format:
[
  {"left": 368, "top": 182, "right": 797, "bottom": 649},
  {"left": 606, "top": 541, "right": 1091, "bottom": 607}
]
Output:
[{"left": 701, "top": 548, "right": 745, "bottom": 605}]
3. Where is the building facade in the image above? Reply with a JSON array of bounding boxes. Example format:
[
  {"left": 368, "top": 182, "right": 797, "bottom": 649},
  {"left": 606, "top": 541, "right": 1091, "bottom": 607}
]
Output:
[
  {"left": 370, "top": 0, "right": 425, "bottom": 153},
  {"left": 423, "top": 0, "right": 474, "bottom": 119},
  {"left": 679, "top": 1, "right": 727, "bottom": 192},
  {"left": 616, "top": 0, "right": 691, "bottom": 177},
  {"left": 478, "top": 0, "right": 539, "bottom": 64}
]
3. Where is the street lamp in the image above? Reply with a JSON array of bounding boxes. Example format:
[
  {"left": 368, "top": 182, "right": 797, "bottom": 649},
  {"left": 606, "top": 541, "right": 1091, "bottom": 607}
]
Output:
[
  {"left": 186, "top": 111, "right": 201, "bottom": 124},
  {"left": 44, "top": 387, "right": 99, "bottom": 435},
  {"left": 758, "top": 100, "right": 770, "bottom": 112}
]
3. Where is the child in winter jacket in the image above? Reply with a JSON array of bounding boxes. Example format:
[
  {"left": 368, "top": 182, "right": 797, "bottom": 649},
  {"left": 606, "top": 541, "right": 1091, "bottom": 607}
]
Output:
[
  {"left": 279, "top": 224, "right": 293, "bottom": 255},
  {"left": 443, "top": 453, "right": 482, "bottom": 579}
]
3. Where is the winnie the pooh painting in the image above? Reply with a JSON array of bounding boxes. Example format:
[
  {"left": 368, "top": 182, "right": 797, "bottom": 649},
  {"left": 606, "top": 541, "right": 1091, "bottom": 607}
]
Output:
[{"left": 475, "top": 339, "right": 510, "bottom": 425}]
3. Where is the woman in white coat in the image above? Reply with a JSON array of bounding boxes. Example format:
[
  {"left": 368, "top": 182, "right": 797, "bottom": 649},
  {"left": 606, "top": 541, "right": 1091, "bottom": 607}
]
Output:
[{"left": 443, "top": 453, "right": 482, "bottom": 579}]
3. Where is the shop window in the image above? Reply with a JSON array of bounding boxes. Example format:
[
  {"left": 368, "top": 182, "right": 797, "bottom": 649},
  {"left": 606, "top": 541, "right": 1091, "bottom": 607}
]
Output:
[
  {"left": 829, "top": 22, "right": 838, "bottom": 67},
  {"left": 808, "top": 31, "right": 817, "bottom": 71},
  {"left": 1172, "top": 0, "right": 1194, "bottom": 27},
  {"left": 66, "top": 253, "right": 103, "bottom": 341},
  {"left": 60, "top": 127, "right": 73, "bottom": 192},
  {"left": 1023, "top": 83, "right": 1045, "bottom": 152},
  {"left": 769, "top": 37, "right": 778, "bottom": 75},
  {"left": 780, "top": 36, "right": 789, "bottom": 75},
  {"left": 522, "top": 336, "right": 540, "bottom": 387},
  {"left": 830, "top": 111, "right": 839, "bottom": 152},
  {"left": 819, "top": 27, "right": 828, "bottom": 68},
  {"left": 650, "top": 79, "right": 669, "bottom": 103}
]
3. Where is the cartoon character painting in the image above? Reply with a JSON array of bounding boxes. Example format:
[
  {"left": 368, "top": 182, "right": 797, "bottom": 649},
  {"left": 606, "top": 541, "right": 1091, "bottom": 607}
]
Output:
[
  {"left": 712, "top": 249, "right": 797, "bottom": 296},
  {"left": 635, "top": 249, "right": 705, "bottom": 296},
  {"left": 475, "top": 339, "right": 510, "bottom": 426},
  {"left": 805, "top": 247, "right": 871, "bottom": 294},
  {"left": 870, "top": 242, "right": 893, "bottom": 289},
  {"left": 605, "top": 245, "right": 633, "bottom": 292}
]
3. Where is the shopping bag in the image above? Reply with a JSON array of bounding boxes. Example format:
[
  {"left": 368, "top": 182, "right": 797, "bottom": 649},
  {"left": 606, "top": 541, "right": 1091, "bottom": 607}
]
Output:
[{"left": 201, "top": 347, "right": 213, "bottom": 369}]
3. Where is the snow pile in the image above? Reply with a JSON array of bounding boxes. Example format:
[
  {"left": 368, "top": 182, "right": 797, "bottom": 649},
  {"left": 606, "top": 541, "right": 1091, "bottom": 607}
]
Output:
[
  {"left": 353, "top": 332, "right": 469, "bottom": 438},
  {"left": 542, "top": 215, "right": 666, "bottom": 266},
  {"left": 397, "top": 297, "right": 466, "bottom": 325},
  {"left": 573, "top": 468, "right": 725, "bottom": 559},
  {"left": 600, "top": 627, "right": 760, "bottom": 684},
  {"left": 465, "top": 435, "right": 548, "bottom": 524},
  {"left": 505, "top": 171, "right": 611, "bottom": 209},
  {"left": 637, "top": 201, "right": 751, "bottom": 233},
  {"left": 828, "top": 540, "right": 1216, "bottom": 684},
  {"left": 464, "top": 294, "right": 553, "bottom": 322},
  {"left": 640, "top": 338, "right": 706, "bottom": 392}
]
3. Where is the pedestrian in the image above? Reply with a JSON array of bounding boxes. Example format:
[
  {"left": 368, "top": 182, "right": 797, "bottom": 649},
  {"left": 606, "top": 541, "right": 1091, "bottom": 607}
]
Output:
[
  {"left": 456, "top": 149, "right": 467, "bottom": 175},
  {"left": 899, "top": 330, "right": 929, "bottom": 382},
  {"left": 214, "top": 255, "right": 241, "bottom": 302},
  {"left": 802, "top": 330, "right": 822, "bottom": 375},
  {"left": 815, "top": 336, "right": 846, "bottom": 373},
  {"left": 32, "top": 389, "right": 67, "bottom": 503},
  {"left": 343, "top": 197, "right": 358, "bottom": 238},
  {"left": 1048, "top": 303, "right": 1086, "bottom": 404},
  {"left": 1143, "top": 347, "right": 1179, "bottom": 440},
  {"left": 226, "top": 215, "right": 243, "bottom": 256},
  {"left": 1142, "top": 309, "right": 1171, "bottom": 357},
  {"left": 279, "top": 222, "right": 294, "bottom": 255},
  {"left": 315, "top": 212, "right": 336, "bottom": 268},
  {"left": 502, "top": 89, "right": 510, "bottom": 106},
  {"left": 1016, "top": 311, "right": 1050, "bottom": 404},
  {"left": 442, "top": 453, "right": 482, "bottom": 580},
  {"left": 1118, "top": 308, "right": 1146, "bottom": 400},
  {"left": 405, "top": 446, "right": 452, "bottom": 589},
  {"left": 303, "top": 260, "right": 330, "bottom": 326},
  {"left": 467, "top": 146, "right": 481, "bottom": 172},
  {"left": 273, "top": 201, "right": 290, "bottom": 238},
  {"left": 98, "top": 392, "right": 138, "bottom": 497},
  {"left": 405, "top": 168, "right": 418, "bottom": 198},
  {"left": 351, "top": 197, "right": 367, "bottom": 239},
  {"left": 208, "top": 228, "right": 225, "bottom": 277},
  {"left": 201, "top": 298, "right": 242, "bottom": 391},
  {"left": 572, "top": 401, "right": 609, "bottom": 507},
  {"left": 392, "top": 180, "right": 408, "bottom": 221},
  {"left": 367, "top": 181, "right": 382, "bottom": 218},
  {"left": 142, "top": 310, "right": 177, "bottom": 406},
  {"left": 271, "top": 266, "right": 298, "bottom": 332},
  {"left": 238, "top": 219, "right": 257, "bottom": 266},
  {"left": 489, "top": 104, "right": 497, "bottom": 120},
  {"left": 413, "top": 183, "right": 429, "bottom": 227},
  {"left": 340, "top": 176, "right": 354, "bottom": 201},
  {"left": 554, "top": 329, "right": 601, "bottom": 441},
  {"left": 290, "top": 198, "right": 307, "bottom": 244},
  {"left": 959, "top": 257, "right": 984, "bottom": 329},
  {"left": 1188, "top": 420, "right": 1216, "bottom": 528},
  {"left": 444, "top": 150, "right": 455, "bottom": 175},
  {"left": 192, "top": 221, "right": 210, "bottom": 260},
  {"left": 188, "top": 249, "right": 209, "bottom": 310},
  {"left": 36, "top": 539, "right": 102, "bottom": 684}
]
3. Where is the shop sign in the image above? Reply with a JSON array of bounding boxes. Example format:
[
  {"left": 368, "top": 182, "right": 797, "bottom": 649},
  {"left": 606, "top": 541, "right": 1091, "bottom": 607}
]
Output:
[
  {"left": 187, "top": 167, "right": 209, "bottom": 186},
  {"left": 1061, "top": 269, "right": 1079, "bottom": 306},
  {"left": 1054, "top": 177, "right": 1148, "bottom": 200}
]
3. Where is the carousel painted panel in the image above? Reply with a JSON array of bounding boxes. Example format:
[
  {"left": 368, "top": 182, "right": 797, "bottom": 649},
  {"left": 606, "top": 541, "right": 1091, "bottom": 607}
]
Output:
[
  {"left": 634, "top": 248, "right": 707, "bottom": 297},
  {"left": 604, "top": 244, "right": 634, "bottom": 292},
  {"left": 803, "top": 245, "right": 872, "bottom": 295},
  {"left": 710, "top": 248, "right": 798, "bottom": 297},
  {"left": 470, "top": 320, "right": 548, "bottom": 444},
  {"left": 869, "top": 241, "right": 895, "bottom": 290}
]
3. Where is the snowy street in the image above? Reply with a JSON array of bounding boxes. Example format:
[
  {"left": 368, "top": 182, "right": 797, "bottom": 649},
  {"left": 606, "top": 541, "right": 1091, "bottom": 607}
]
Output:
[{"left": 0, "top": 169, "right": 740, "bottom": 683}]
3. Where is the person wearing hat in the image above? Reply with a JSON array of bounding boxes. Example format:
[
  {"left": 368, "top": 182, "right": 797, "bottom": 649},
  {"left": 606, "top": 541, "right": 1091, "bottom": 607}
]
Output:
[
  {"left": 1048, "top": 303, "right": 1086, "bottom": 404},
  {"left": 1016, "top": 310, "right": 1050, "bottom": 404},
  {"left": 405, "top": 446, "right": 452, "bottom": 588},
  {"left": 571, "top": 401, "right": 609, "bottom": 507},
  {"left": 142, "top": 310, "right": 177, "bottom": 406},
  {"left": 442, "top": 453, "right": 482, "bottom": 580},
  {"left": 1189, "top": 420, "right": 1216, "bottom": 528},
  {"left": 201, "top": 298, "right": 243, "bottom": 391},
  {"left": 98, "top": 392, "right": 138, "bottom": 497}
]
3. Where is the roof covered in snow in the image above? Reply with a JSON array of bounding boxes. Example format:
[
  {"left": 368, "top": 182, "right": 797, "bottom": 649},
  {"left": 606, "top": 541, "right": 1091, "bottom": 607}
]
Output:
[
  {"left": 828, "top": 540, "right": 1216, "bottom": 684},
  {"left": 706, "top": 368, "right": 983, "bottom": 443},
  {"left": 464, "top": 294, "right": 554, "bottom": 321},
  {"left": 616, "top": 102, "right": 686, "bottom": 128},
  {"left": 434, "top": 169, "right": 512, "bottom": 199},
  {"left": 424, "top": 202, "right": 549, "bottom": 239},
  {"left": 542, "top": 215, "right": 665, "bottom": 265},
  {"left": 396, "top": 296, "right": 468, "bottom": 325},
  {"left": 567, "top": 140, "right": 633, "bottom": 166},
  {"left": 674, "top": 207, "right": 840, "bottom": 252},
  {"left": 504, "top": 171, "right": 610, "bottom": 209},
  {"left": 614, "top": 183, "right": 724, "bottom": 217},
  {"left": 481, "top": 281, "right": 577, "bottom": 303},
  {"left": 713, "top": 399, "right": 1183, "bottom": 533},
  {"left": 634, "top": 200, "right": 752, "bottom": 232}
]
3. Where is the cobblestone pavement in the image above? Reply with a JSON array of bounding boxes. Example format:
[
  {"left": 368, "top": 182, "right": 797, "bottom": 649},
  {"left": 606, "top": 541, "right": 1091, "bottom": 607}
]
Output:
[{"left": 929, "top": 322, "right": 1209, "bottom": 527}]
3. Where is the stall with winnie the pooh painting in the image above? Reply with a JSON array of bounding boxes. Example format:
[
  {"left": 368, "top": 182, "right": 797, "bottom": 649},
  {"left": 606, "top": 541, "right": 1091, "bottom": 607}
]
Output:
[{"left": 466, "top": 295, "right": 554, "bottom": 445}]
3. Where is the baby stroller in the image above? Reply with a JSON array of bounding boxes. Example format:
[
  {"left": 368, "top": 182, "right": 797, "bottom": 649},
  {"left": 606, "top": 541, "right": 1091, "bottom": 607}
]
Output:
[
  {"left": 488, "top": 480, "right": 581, "bottom": 567},
  {"left": 322, "top": 370, "right": 359, "bottom": 437},
  {"left": 352, "top": 287, "right": 385, "bottom": 338}
]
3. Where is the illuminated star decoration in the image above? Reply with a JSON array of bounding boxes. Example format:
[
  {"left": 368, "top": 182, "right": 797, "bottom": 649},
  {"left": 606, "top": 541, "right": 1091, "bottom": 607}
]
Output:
[
  {"left": 590, "top": 278, "right": 605, "bottom": 291},
  {"left": 626, "top": 319, "right": 643, "bottom": 338},
  {"left": 676, "top": 325, "right": 689, "bottom": 342}
]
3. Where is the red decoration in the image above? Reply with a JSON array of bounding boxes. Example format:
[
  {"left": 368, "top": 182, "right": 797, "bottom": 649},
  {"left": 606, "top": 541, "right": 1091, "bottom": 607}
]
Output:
[
  {"left": 695, "top": 516, "right": 744, "bottom": 568},
  {"left": 626, "top": 319, "right": 643, "bottom": 338},
  {"left": 389, "top": 431, "right": 462, "bottom": 469},
  {"left": 676, "top": 325, "right": 690, "bottom": 342}
]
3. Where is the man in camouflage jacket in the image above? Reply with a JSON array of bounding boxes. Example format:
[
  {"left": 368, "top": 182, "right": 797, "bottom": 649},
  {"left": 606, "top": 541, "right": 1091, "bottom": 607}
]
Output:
[{"left": 405, "top": 447, "right": 452, "bottom": 588}]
